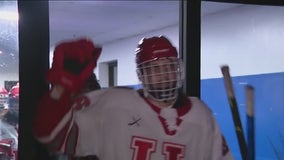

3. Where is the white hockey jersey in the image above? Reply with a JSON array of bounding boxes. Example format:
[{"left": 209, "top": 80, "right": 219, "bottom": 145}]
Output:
[{"left": 34, "top": 87, "right": 233, "bottom": 160}]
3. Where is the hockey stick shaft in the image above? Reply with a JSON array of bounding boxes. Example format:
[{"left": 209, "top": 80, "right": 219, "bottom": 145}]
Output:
[
  {"left": 246, "top": 85, "right": 255, "bottom": 160},
  {"left": 221, "top": 65, "right": 248, "bottom": 160}
]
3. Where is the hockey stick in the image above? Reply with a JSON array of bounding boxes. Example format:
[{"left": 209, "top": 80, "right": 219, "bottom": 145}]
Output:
[
  {"left": 246, "top": 85, "right": 255, "bottom": 160},
  {"left": 221, "top": 65, "right": 248, "bottom": 160}
]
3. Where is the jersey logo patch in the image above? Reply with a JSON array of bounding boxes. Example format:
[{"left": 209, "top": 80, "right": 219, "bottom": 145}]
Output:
[{"left": 128, "top": 117, "right": 141, "bottom": 126}]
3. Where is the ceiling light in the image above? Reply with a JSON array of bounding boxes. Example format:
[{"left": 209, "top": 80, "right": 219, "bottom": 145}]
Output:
[{"left": 0, "top": 11, "right": 18, "bottom": 21}]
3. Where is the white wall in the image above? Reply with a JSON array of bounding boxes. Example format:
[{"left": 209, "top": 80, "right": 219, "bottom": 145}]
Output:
[
  {"left": 96, "top": 4, "right": 284, "bottom": 86},
  {"left": 201, "top": 5, "right": 284, "bottom": 79}
]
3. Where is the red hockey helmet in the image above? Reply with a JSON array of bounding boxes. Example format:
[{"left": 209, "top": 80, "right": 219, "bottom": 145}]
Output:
[
  {"left": 135, "top": 36, "right": 183, "bottom": 103},
  {"left": 135, "top": 36, "right": 178, "bottom": 65}
]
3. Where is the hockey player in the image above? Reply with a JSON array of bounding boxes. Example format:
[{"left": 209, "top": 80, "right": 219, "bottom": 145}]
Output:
[
  {"left": 0, "top": 85, "right": 19, "bottom": 160},
  {"left": 33, "top": 36, "right": 233, "bottom": 160},
  {"left": 38, "top": 38, "right": 101, "bottom": 160},
  {"left": 0, "top": 120, "right": 18, "bottom": 160}
]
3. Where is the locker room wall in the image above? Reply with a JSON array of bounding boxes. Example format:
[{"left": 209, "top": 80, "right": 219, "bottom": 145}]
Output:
[
  {"left": 200, "top": 3, "right": 284, "bottom": 159},
  {"left": 202, "top": 72, "right": 284, "bottom": 160}
]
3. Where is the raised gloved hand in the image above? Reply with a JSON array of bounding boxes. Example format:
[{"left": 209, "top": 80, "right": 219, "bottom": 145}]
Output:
[{"left": 46, "top": 38, "right": 102, "bottom": 99}]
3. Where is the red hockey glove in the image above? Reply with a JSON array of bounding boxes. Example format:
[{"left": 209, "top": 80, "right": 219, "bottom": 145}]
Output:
[{"left": 46, "top": 38, "right": 102, "bottom": 96}]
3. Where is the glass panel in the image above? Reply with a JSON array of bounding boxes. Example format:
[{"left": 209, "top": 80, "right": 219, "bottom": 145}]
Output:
[
  {"left": 0, "top": 1, "right": 19, "bottom": 160},
  {"left": 201, "top": 2, "right": 284, "bottom": 160}
]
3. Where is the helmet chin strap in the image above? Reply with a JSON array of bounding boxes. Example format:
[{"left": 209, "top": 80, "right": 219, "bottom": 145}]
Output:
[{"left": 149, "top": 90, "right": 176, "bottom": 100}]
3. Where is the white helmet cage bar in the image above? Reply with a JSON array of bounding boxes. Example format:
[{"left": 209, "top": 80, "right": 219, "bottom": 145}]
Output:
[{"left": 137, "top": 57, "right": 184, "bottom": 102}]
